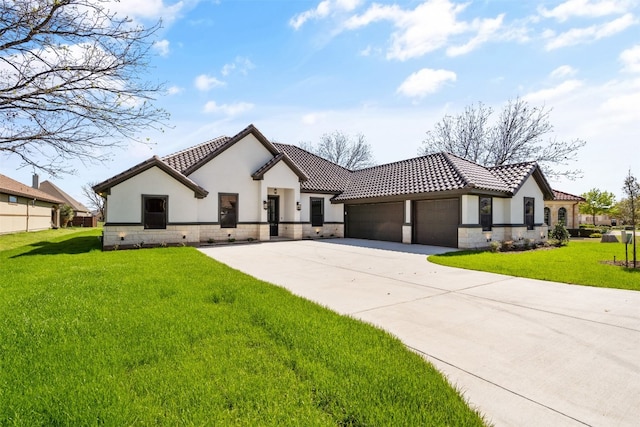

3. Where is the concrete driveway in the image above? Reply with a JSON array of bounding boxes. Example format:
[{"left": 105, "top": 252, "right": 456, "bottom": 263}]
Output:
[{"left": 199, "top": 239, "right": 640, "bottom": 427}]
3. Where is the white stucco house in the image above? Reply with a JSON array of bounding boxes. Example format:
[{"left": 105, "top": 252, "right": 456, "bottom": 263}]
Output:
[{"left": 94, "top": 124, "right": 554, "bottom": 250}]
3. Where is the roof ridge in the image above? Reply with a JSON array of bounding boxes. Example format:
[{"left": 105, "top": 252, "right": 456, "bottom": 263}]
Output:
[
  {"left": 442, "top": 152, "right": 475, "bottom": 187},
  {"left": 274, "top": 143, "right": 354, "bottom": 173}
]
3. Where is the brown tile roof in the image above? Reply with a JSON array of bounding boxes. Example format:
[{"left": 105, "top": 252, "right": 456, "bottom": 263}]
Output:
[
  {"left": 162, "top": 124, "right": 280, "bottom": 175},
  {"left": 0, "top": 174, "right": 64, "bottom": 204},
  {"left": 274, "top": 143, "right": 352, "bottom": 193},
  {"left": 332, "top": 153, "right": 532, "bottom": 202},
  {"left": 552, "top": 189, "right": 585, "bottom": 201},
  {"left": 39, "top": 181, "right": 90, "bottom": 213},
  {"left": 163, "top": 136, "right": 230, "bottom": 174},
  {"left": 489, "top": 162, "right": 554, "bottom": 200},
  {"left": 92, "top": 156, "right": 208, "bottom": 199},
  {"left": 251, "top": 152, "right": 309, "bottom": 182}
]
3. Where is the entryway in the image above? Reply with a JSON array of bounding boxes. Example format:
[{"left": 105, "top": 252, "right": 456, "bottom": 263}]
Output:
[{"left": 267, "top": 195, "right": 279, "bottom": 236}]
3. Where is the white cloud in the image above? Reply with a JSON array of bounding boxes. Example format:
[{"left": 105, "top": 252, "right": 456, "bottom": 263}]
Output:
[
  {"left": 344, "top": 0, "right": 504, "bottom": 61},
  {"left": 203, "top": 101, "right": 254, "bottom": 116},
  {"left": 620, "top": 45, "right": 640, "bottom": 72},
  {"left": 523, "top": 79, "right": 584, "bottom": 103},
  {"left": 396, "top": 68, "right": 456, "bottom": 98},
  {"left": 550, "top": 65, "right": 578, "bottom": 79},
  {"left": 221, "top": 56, "right": 255, "bottom": 76},
  {"left": 544, "top": 13, "right": 637, "bottom": 50},
  {"left": 105, "top": 0, "right": 186, "bottom": 25},
  {"left": 166, "top": 85, "right": 183, "bottom": 95},
  {"left": 194, "top": 74, "right": 225, "bottom": 91},
  {"left": 301, "top": 112, "right": 327, "bottom": 125},
  {"left": 153, "top": 39, "right": 170, "bottom": 56},
  {"left": 447, "top": 14, "right": 505, "bottom": 57},
  {"left": 290, "top": 0, "right": 362, "bottom": 30},
  {"left": 539, "top": 0, "right": 634, "bottom": 22}
]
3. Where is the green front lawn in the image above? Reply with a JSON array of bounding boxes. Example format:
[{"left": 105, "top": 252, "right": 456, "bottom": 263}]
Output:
[
  {"left": 0, "top": 229, "right": 485, "bottom": 426},
  {"left": 429, "top": 239, "right": 640, "bottom": 291}
]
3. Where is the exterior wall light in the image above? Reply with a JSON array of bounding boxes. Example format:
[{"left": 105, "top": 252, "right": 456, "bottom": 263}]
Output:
[
  {"left": 485, "top": 233, "right": 492, "bottom": 242},
  {"left": 296, "top": 201, "right": 301, "bottom": 210},
  {"left": 263, "top": 200, "right": 268, "bottom": 210},
  {"left": 120, "top": 236, "right": 125, "bottom": 241},
  {"left": 273, "top": 188, "right": 277, "bottom": 195}
]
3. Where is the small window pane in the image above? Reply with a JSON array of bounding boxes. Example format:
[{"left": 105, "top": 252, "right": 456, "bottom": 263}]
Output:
[
  {"left": 311, "top": 198, "right": 324, "bottom": 227},
  {"left": 144, "top": 196, "right": 167, "bottom": 229},
  {"left": 479, "top": 197, "right": 492, "bottom": 231},
  {"left": 220, "top": 194, "right": 238, "bottom": 228},
  {"left": 524, "top": 198, "right": 535, "bottom": 230},
  {"left": 8, "top": 195, "right": 18, "bottom": 203},
  {"left": 558, "top": 207, "right": 567, "bottom": 226}
]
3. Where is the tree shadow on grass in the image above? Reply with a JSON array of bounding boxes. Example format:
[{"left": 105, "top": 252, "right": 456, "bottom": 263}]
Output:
[{"left": 11, "top": 236, "right": 102, "bottom": 257}]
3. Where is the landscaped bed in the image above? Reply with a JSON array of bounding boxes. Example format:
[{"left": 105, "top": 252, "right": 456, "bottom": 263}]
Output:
[
  {"left": 429, "top": 239, "right": 640, "bottom": 291},
  {"left": 0, "top": 229, "right": 485, "bottom": 426}
]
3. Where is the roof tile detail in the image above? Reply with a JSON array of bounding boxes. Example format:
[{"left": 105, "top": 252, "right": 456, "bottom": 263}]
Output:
[
  {"left": 0, "top": 174, "right": 64, "bottom": 204},
  {"left": 39, "top": 181, "right": 90, "bottom": 213},
  {"left": 552, "top": 189, "right": 585, "bottom": 201},
  {"left": 163, "top": 136, "right": 230, "bottom": 174},
  {"left": 274, "top": 143, "right": 352, "bottom": 193}
]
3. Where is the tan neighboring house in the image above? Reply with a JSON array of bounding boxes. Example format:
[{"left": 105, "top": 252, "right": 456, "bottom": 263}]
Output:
[
  {"left": 0, "top": 173, "right": 63, "bottom": 234},
  {"left": 545, "top": 190, "right": 584, "bottom": 228},
  {"left": 94, "top": 124, "right": 554, "bottom": 250},
  {"left": 36, "top": 176, "right": 96, "bottom": 227}
]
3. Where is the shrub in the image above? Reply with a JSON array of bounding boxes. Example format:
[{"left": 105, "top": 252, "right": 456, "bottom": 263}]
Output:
[
  {"left": 489, "top": 241, "right": 500, "bottom": 252},
  {"left": 549, "top": 223, "right": 570, "bottom": 244},
  {"left": 590, "top": 233, "right": 603, "bottom": 238},
  {"left": 501, "top": 240, "right": 515, "bottom": 251}
]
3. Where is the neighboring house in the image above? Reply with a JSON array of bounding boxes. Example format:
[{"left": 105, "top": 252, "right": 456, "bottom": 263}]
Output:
[
  {"left": 0, "top": 173, "right": 64, "bottom": 234},
  {"left": 545, "top": 190, "right": 585, "bottom": 229},
  {"left": 94, "top": 124, "right": 554, "bottom": 250},
  {"left": 579, "top": 213, "right": 616, "bottom": 227},
  {"left": 36, "top": 176, "right": 96, "bottom": 227}
]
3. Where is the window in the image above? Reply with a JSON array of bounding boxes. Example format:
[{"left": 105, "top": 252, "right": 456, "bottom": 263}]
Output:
[
  {"left": 479, "top": 197, "right": 492, "bottom": 231},
  {"left": 524, "top": 197, "right": 535, "bottom": 230},
  {"left": 558, "top": 207, "right": 567, "bottom": 226},
  {"left": 219, "top": 193, "right": 238, "bottom": 228},
  {"left": 8, "top": 195, "right": 18, "bottom": 204},
  {"left": 143, "top": 196, "right": 167, "bottom": 229},
  {"left": 544, "top": 207, "right": 550, "bottom": 225},
  {"left": 311, "top": 198, "right": 324, "bottom": 227}
]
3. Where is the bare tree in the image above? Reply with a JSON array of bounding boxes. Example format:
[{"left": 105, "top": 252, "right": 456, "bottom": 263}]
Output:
[
  {"left": 300, "top": 131, "right": 375, "bottom": 170},
  {"left": 622, "top": 170, "right": 639, "bottom": 267},
  {"left": 422, "top": 102, "right": 491, "bottom": 164},
  {"left": 420, "top": 97, "right": 586, "bottom": 180},
  {"left": 0, "top": 0, "right": 169, "bottom": 176},
  {"left": 82, "top": 181, "right": 105, "bottom": 220}
]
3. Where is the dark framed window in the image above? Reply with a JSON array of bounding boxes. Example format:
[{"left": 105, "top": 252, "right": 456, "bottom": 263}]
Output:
[
  {"left": 544, "top": 207, "right": 550, "bottom": 225},
  {"left": 219, "top": 193, "right": 238, "bottom": 228},
  {"left": 558, "top": 207, "right": 567, "bottom": 226},
  {"left": 310, "top": 198, "right": 324, "bottom": 227},
  {"left": 8, "top": 195, "right": 18, "bottom": 204},
  {"left": 524, "top": 197, "right": 535, "bottom": 230},
  {"left": 479, "top": 197, "right": 492, "bottom": 231},
  {"left": 143, "top": 195, "right": 167, "bottom": 229}
]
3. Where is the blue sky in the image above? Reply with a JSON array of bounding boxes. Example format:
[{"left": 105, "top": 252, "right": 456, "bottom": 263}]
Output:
[{"left": 3, "top": 0, "right": 640, "bottom": 204}]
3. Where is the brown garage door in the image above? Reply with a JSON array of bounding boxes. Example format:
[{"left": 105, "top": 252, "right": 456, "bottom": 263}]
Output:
[
  {"left": 413, "top": 198, "right": 459, "bottom": 247},
  {"left": 345, "top": 202, "right": 403, "bottom": 242}
]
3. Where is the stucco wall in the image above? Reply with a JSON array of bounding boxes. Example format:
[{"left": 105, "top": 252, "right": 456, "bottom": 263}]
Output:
[
  {"left": 0, "top": 193, "right": 54, "bottom": 234},
  {"left": 106, "top": 166, "right": 199, "bottom": 224},
  {"left": 508, "top": 176, "right": 545, "bottom": 224}
]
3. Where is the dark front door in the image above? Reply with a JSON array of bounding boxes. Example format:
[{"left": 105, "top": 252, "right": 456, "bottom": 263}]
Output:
[{"left": 268, "top": 195, "right": 279, "bottom": 236}]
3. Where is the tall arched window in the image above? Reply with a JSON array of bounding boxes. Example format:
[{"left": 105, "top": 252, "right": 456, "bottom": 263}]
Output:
[
  {"left": 544, "top": 207, "right": 550, "bottom": 225},
  {"left": 558, "top": 207, "right": 567, "bottom": 226}
]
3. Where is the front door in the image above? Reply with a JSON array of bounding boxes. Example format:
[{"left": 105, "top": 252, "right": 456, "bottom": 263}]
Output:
[{"left": 268, "top": 195, "right": 279, "bottom": 236}]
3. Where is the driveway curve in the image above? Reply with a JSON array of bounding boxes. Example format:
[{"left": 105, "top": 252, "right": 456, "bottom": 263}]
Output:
[{"left": 199, "top": 238, "right": 640, "bottom": 427}]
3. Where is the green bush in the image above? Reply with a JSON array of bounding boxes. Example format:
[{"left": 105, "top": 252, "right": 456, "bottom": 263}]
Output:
[
  {"left": 549, "top": 223, "right": 570, "bottom": 245},
  {"left": 590, "top": 233, "right": 603, "bottom": 238}
]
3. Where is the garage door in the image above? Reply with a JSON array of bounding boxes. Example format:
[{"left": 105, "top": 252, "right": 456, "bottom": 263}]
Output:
[
  {"left": 345, "top": 202, "right": 403, "bottom": 242},
  {"left": 413, "top": 199, "right": 459, "bottom": 247}
]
